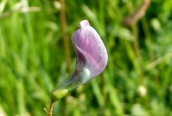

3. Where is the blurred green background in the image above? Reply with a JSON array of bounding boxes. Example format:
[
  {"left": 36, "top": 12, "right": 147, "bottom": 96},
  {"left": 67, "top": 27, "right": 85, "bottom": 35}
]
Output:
[{"left": 0, "top": 0, "right": 172, "bottom": 115}]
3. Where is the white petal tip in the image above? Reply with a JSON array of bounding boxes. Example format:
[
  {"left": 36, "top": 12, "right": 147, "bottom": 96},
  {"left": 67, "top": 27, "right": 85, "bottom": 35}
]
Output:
[{"left": 80, "top": 20, "right": 90, "bottom": 28}]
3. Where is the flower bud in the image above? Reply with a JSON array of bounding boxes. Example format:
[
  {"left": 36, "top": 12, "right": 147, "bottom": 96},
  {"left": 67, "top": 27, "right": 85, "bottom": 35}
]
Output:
[{"left": 51, "top": 20, "right": 108, "bottom": 101}]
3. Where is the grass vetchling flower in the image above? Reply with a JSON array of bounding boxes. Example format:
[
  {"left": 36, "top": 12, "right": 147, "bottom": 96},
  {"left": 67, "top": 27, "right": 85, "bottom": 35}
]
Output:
[{"left": 52, "top": 20, "right": 108, "bottom": 101}]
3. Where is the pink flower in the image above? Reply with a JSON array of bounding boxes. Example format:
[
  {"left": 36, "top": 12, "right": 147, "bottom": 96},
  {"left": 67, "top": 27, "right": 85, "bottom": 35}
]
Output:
[
  {"left": 52, "top": 20, "right": 108, "bottom": 101},
  {"left": 72, "top": 20, "right": 108, "bottom": 84}
]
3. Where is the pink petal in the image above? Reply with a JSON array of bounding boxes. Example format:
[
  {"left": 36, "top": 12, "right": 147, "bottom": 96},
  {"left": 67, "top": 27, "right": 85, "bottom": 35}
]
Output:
[{"left": 72, "top": 20, "right": 108, "bottom": 77}]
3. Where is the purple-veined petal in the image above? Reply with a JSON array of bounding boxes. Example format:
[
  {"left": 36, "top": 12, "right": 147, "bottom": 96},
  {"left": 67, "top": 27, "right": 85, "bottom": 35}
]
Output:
[
  {"left": 72, "top": 20, "right": 108, "bottom": 78},
  {"left": 52, "top": 20, "right": 108, "bottom": 101}
]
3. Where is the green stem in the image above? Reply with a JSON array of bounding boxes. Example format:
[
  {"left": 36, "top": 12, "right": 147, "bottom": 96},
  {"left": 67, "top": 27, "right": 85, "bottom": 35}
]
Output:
[{"left": 48, "top": 101, "right": 55, "bottom": 116}]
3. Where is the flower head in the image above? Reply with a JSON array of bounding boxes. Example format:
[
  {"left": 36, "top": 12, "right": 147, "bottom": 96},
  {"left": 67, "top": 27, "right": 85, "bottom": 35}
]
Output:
[
  {"left": 52, "top": 20, "right": 108, "bottom": 101},
  {"left": 72, "top": 20, "right": 108, "bottom": 83}
]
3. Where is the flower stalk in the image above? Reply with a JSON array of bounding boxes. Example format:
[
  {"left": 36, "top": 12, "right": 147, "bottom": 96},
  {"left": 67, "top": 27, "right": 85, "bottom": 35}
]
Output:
[{"left": 48, "top": 20, "right": 108, "bottom": 116}]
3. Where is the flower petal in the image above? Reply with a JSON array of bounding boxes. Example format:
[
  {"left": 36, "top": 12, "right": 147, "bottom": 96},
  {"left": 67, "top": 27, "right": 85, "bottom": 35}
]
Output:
[{"left": 72, "top": 20, "right": 108, "bottom": 77}]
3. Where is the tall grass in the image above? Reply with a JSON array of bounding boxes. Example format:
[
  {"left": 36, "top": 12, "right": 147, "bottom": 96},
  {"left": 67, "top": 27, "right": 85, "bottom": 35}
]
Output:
[{"left": 0, "top": 0, "right": 172, "bottom": 115}]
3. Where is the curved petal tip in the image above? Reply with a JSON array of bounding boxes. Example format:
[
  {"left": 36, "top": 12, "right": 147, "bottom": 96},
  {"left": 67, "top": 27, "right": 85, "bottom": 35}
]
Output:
[{"left": 80, "top": 20, "right": 90, "bottom": 28}]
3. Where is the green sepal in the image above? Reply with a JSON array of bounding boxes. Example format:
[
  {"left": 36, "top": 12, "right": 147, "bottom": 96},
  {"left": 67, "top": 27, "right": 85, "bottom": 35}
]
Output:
[{"left": 51, "top": 88, "right": 69, "bottom": 102}]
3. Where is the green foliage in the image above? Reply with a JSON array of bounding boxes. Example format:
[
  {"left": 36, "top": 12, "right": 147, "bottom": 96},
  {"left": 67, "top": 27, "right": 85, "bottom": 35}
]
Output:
[{"left": 0, "top": 0, "right": 172, "bottom": 115}]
